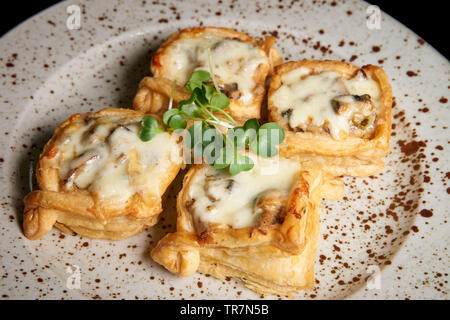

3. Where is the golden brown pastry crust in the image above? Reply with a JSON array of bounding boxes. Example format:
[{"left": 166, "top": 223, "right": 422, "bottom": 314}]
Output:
[
  {"left": 268, "top": 60, "right": 392, "bottom": 177},
  {"left": 151, "top": 162, "right": 343, "bottom": 295},
  {"left": 23, "top": 108, "right": 182, "bottom": 240},
  {"left": 196, "top": 204, "right": 319, "bottom": 296},
  {"left": 133, "top": 27, "right": 283, "bottom": 122},
  {"left": 133, "top": 77, "right": 191, "bottom": 115}
]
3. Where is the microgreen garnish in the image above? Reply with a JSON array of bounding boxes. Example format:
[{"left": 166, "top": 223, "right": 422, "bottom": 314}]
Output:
[
  {"left": 184, "top": 70, "right": 210, "bottom": 92},
  {"left": 213, "top": 146, "right": 254, "bottom": 176},
  {"left": 139, "top": 115, "right": 163, "bottom": 142},
  {"left": 163, "top": 70, "right": 233, "bottom": 130},
  {"left": 250, "top": 122, "right": 285, "bottom": 158},
  {"left": 157, "top": 70, "right": 285, "bottom": 175}
]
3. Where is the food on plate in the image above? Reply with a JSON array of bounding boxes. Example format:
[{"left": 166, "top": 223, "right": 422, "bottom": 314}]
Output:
[
  {"left": 23, "top": 108, "right": 183, "bottom": 240},
  {"left": 21, "top": 23, "right": 395, "bottom": 296},
  {"left": 133, "top": 26, "right": 282, "bottom": 122},
  {"left": 268, "top": 60, "right": 392, "bottom": 176},
  {"left": 151, "top": 155, "right": 343, "bottom": 295}
]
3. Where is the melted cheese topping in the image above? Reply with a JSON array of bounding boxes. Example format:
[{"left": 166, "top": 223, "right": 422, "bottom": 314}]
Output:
[
  {"left": 162, "top": 35, "right": 268, "bottom": 104},
  {"left": 270, "top": 67, "right": 381, "bottom": 139},
  {"left": 58, "top": 118, "right": 181, "bottom": 204},
  {"left": 188, "top": 155, "right": 301, "bottom": 229}
]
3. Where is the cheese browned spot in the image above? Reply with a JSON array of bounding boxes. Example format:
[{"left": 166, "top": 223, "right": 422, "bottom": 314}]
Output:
[
  {"left": 270, "top": 67, "right": 381, "bottom": 139},
  {"left": 57, "top": 118, "right": 181, "bottom": 204},
  {"left": 187, "top": 155, "right": 300, "bottom": 230},
  {"left": 163, "top": 35, "right": 268, "bottom": 105}
]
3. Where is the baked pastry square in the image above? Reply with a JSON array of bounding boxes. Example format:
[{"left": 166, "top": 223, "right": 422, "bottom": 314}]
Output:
[
  {"left": 133, "top": 26, "right": 282, "bottom": 122},
  {"left": 23, "top": 108, "right": 183, "bottom": 240},
  {"left": 268, "top": 60, "right": 392, "bottom": 177},
  {"left": 151, "top": 155, "right": 343, "bottom": 295}
]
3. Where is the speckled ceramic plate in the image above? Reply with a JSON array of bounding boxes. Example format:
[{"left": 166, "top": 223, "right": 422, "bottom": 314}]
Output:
[{"left": 0, "top": 0, "right": 448, "bottom": 300}]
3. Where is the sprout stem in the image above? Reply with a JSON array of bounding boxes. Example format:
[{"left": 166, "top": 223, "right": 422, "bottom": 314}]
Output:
[
  {"left": 168, "top": 79, "right": 177, "bottom": 110},
  {"left": 207, "top": 47, "right": 220, "bottom": 93},
  {"left": 206, "top": 119, "right": 235, "bottom": 129}
]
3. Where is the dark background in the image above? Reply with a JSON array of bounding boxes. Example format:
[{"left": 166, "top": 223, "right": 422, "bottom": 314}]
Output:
[{"left": 0, "top": 0, "right": 448, "bottom": 60}]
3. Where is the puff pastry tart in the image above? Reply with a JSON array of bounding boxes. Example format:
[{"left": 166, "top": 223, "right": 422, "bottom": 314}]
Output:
[
  {"left": 268, "top": 60, "right": 393, "bottom": 177},
  {"left": 151, "top": 155, "right": 343, "bottom": 295},
  {"left": 133, "top": 27, "right": 282, "bottom": 122},
  {"left": 23, "top": 108, "right": 183, "bottom": 240}
]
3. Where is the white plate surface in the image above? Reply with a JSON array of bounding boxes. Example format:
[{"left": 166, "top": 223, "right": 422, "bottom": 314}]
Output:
[{"left": 0, "top": 0, "right": 448, "bottom": 300}]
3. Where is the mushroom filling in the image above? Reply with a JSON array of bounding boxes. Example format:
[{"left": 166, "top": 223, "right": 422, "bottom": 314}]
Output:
[
  {"left": 271, "top": 67, "right": 381, "bottom": 139},
  {"left": 331, "top": 94, "right": 376, "bottom": 138},
  {"left": 164, "top": 35, "right": 268, "bottom": 104},
  {"left": 252, "top": 189, "right": 287, "bottom": 235},
  {"left": 186, "top": 156, "right": 301, "bottom": 233},
  {"left": 57, "top": 117, "right": 180, "bottom": 203}
]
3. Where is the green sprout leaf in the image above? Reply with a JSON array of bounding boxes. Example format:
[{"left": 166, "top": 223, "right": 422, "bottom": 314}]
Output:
[
  {"left": 185, "top": 70, "right": 210, "bottom": 92},
  {"left": 229, "top": 154, "right": 254, "bottom": 176},
  {"left": 168, "top": 114, "right": 187, "bottom": 130},
  {"left": 142, "top": 115, "right": 159, "bottom": 128},
  {"left": 203, "top": 85, "right": 216, "bottom": 102},
  {"left": 259, "top": 122, "right": 285, "bottom": 144},
  {"left": 139, "top": 127, "right": 156, "bottom": 142},
  {"left": 210, "top": 92, "right": 229, "bottom": 109},
  {"left": 213, "top": 162, "right": 230, "bottom": 170},
  {"left": 243, "top": 118, "right": 260, "bottom": 132},
  {"left": 213, "top": 146, "right": 234, "bottom": 169},
  {"left": 180, "top": 103, "right": 202, "bottom": 119},
  {"left": 249, "top": 122, "right": 285, "bottom": 157},
  {"left": 243, "top": 118, "right": 259, "bottom": 146},
  {"left": 139, "top": 115, "right": 162, "bottom": 142},
  {"left": 250, "top": 134, "right": 278, "bottom": 158},
  {"left": 163, "top": 108, "right": 180, "bottom": 125},
  {"left": 192, "top": 87, "right": 208, "bottom": 106},
  {"left": 178, "top": 95, "right": 195, "bottom": 107}
]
